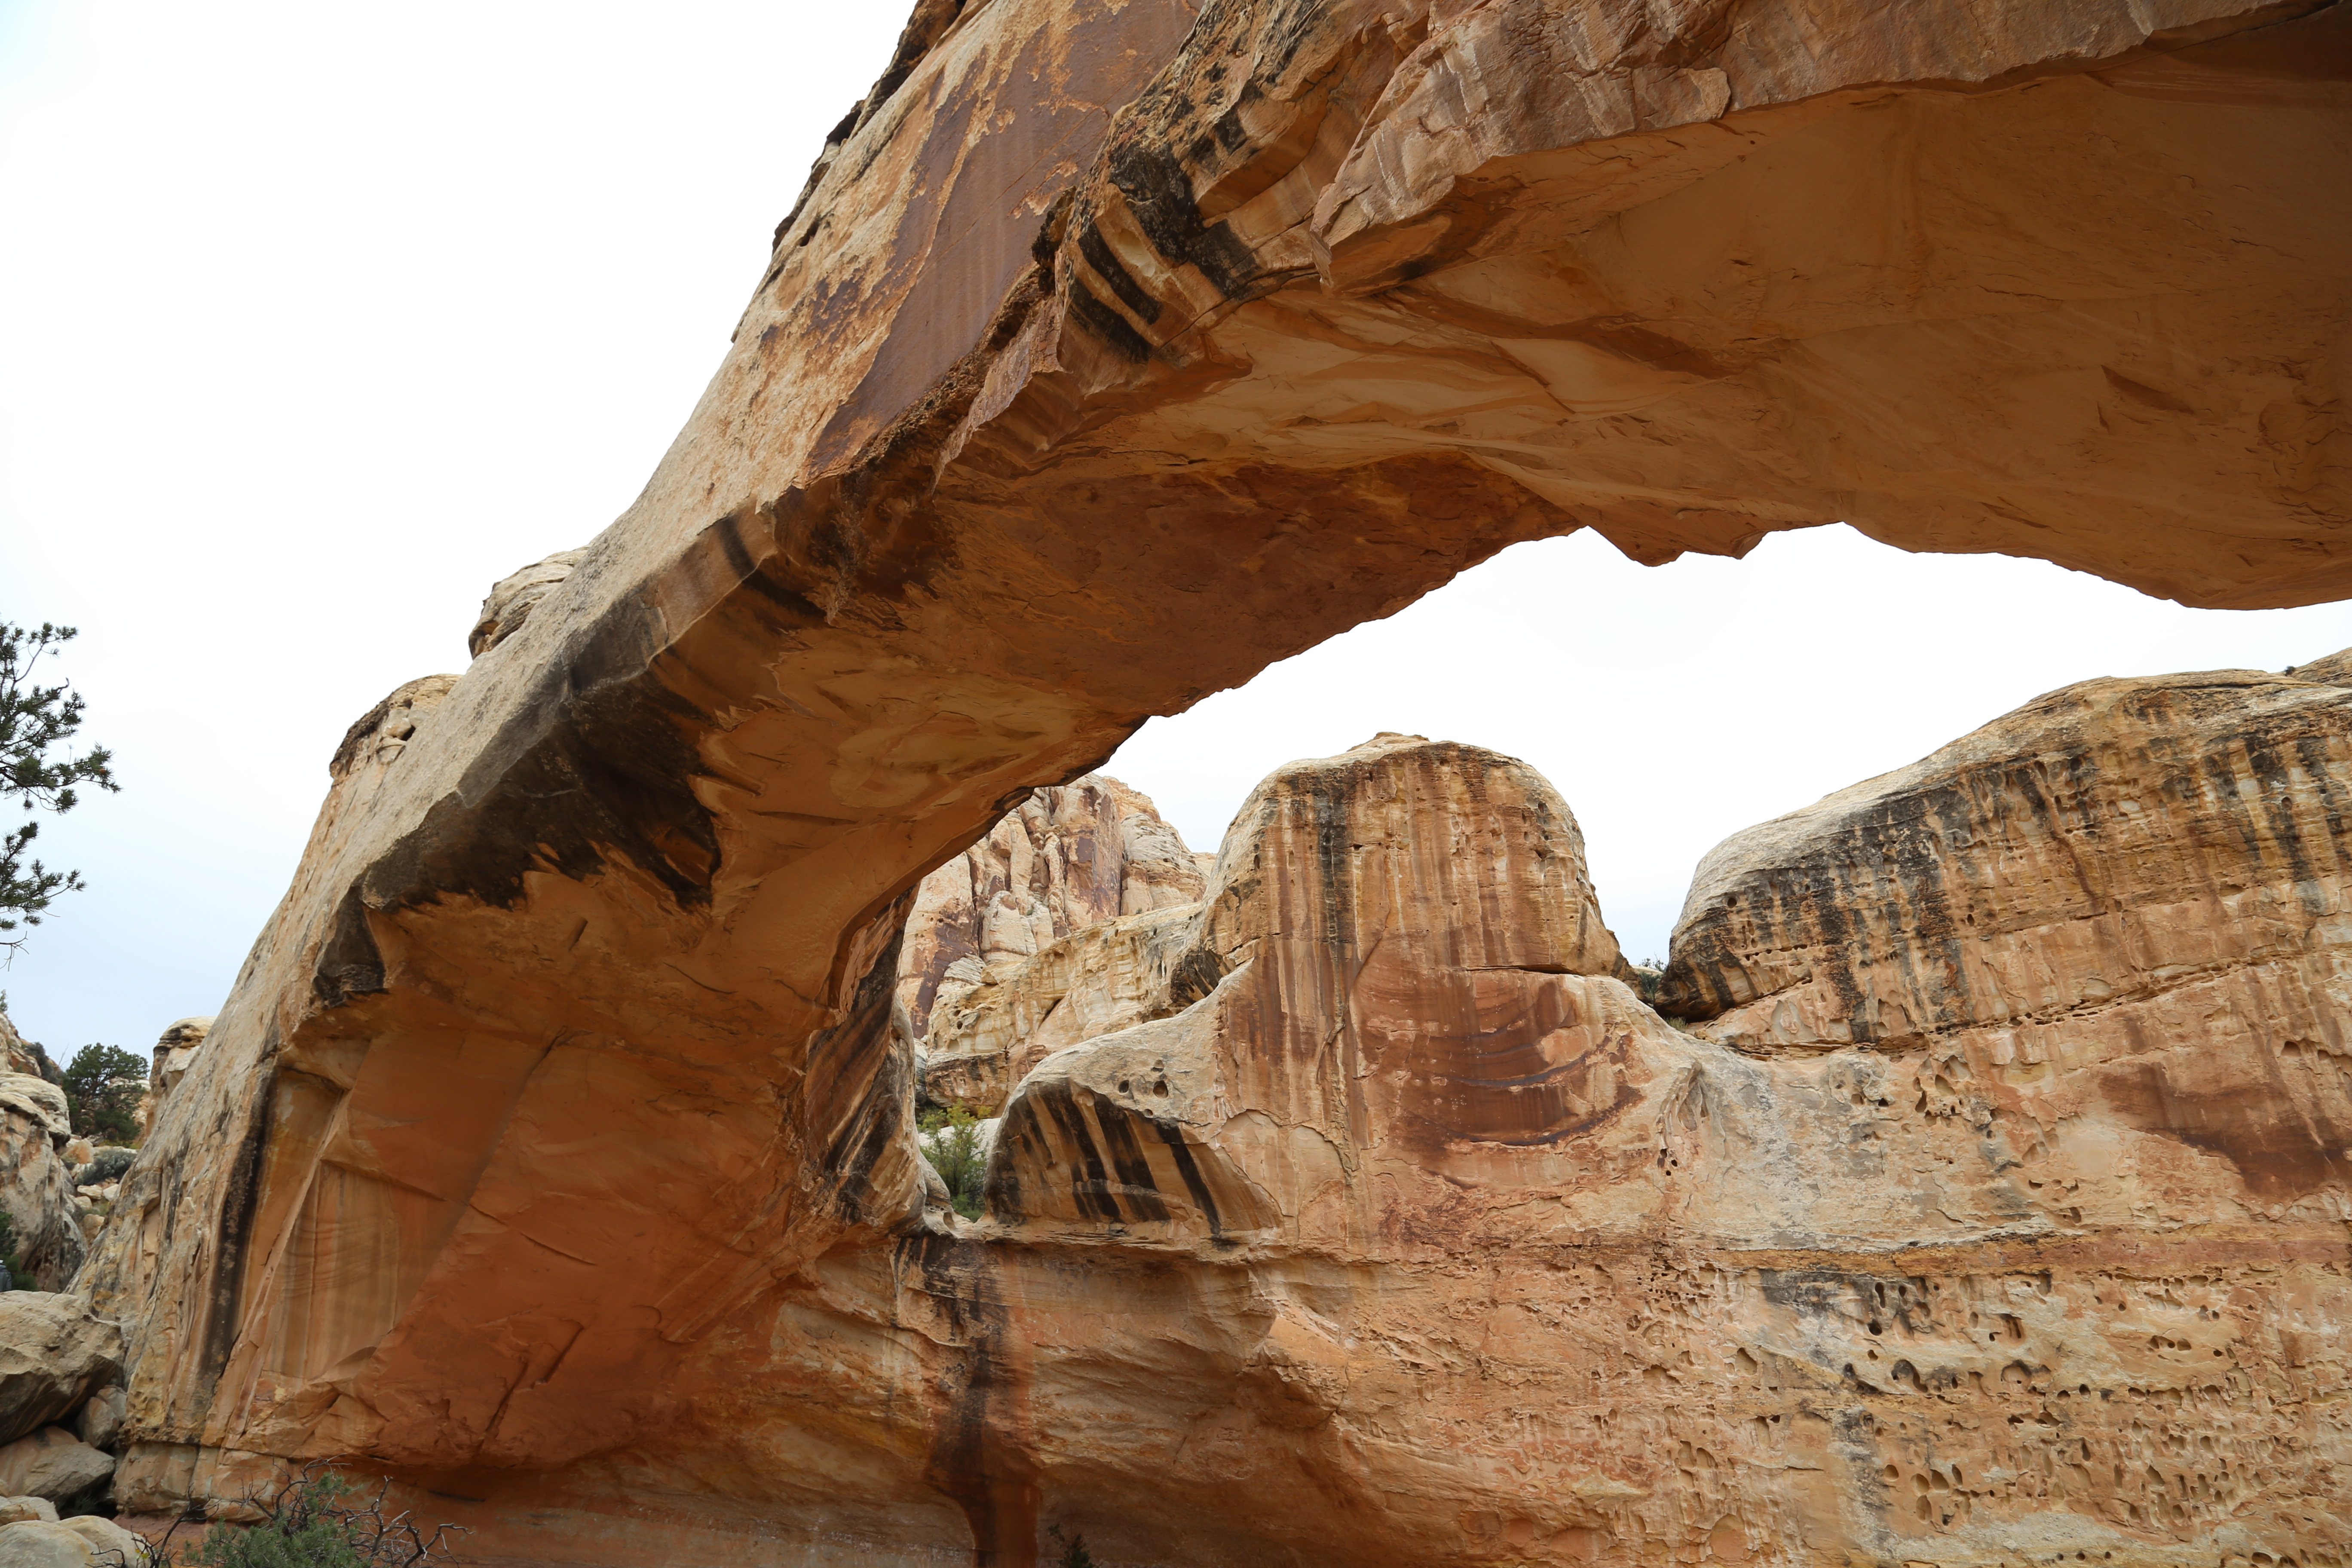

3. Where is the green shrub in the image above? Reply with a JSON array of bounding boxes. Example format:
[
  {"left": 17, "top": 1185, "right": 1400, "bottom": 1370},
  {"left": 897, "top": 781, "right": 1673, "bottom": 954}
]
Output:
[
  {"left": 187, "top": 1506, "right": 366, "bottom": 1567},
  {"left": 1046, "top": 1525, "right": 1095, "bottom": 1568},
  {"left": 174, "top": 1466, "right": 466, "bottom": 1568},
  {"left": 61, "top": 1044, "right": 146, "bottom": 1144},
  {"left": 917, "top": 1106, "right": 986, "bottom": 1219}
]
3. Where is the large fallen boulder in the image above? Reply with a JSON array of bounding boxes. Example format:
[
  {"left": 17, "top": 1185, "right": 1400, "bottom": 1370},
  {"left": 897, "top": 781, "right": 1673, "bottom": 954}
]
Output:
[
  {"left": 0, "top": 1302, "right": 118, "bottom": 1450},
  {"left": 0, "top": 1430, "right": 111, "bottom": 1507},
  {"left": 54, "top": 1518, "right": 144, "bottom": 1564},
  {"left": 66, "top": 1393, "right": 118, "bottom": 1458},
  {"left": 0, "top": 1516, "right": 144, "bottom": 1568},
  {"left": 0, "top": 1522, "right": 87, "bottom": 1568}
]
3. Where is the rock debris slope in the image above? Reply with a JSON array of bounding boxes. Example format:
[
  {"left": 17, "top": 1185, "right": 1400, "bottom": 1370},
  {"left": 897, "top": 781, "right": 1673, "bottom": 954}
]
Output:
[{"left": 64, "top": 0, "right": 2352, "bottom": 1561}]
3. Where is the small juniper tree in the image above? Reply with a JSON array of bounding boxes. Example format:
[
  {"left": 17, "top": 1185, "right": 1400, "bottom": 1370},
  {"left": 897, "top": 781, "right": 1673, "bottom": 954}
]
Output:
[
  {"left": 1, "top": 623, "right": 117, "bottom": 955},
  {"left": 918, "top": 1105, "right": 987, "bottom": 1219},
  {"left": 63, "top": 1043, "right": 147, "bottom": 1144}
]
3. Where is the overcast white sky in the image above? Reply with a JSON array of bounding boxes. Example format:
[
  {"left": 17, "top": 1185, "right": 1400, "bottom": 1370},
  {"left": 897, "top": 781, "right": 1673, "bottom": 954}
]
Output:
[{"left": 3, "top": 2, "right": 2348, "bottom": 1054}]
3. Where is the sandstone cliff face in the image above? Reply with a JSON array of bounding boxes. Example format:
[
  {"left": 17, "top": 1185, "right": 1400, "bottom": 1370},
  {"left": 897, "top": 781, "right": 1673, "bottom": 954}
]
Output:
[
  {"left": 896, "top": 776, "right": 1203, "bottom": 1042},
  {"left": 983, "top": 733, "right": 1633, "bottom": 1228},
  {"left": 919, "top": 722, "right": 2348, "bottom": 1566},
  {"left": 68, "top": 0, "right": 2352, "bottom": 1559},
  {"left": 1632, "top": 660, "right": 2352, "bottom": 1562},
  {"left": 1660, "top": 662, "right": 2352, "bottom": 1208}
]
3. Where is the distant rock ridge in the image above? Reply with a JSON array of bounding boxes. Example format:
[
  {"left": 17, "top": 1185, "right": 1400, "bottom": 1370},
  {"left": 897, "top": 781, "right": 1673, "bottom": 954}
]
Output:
[{"left": 895, "top": 775, "right": 1204, "bottom": 1042}]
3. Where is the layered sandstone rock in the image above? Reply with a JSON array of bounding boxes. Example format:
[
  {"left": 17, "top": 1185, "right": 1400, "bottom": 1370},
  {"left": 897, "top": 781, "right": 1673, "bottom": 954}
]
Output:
[
  {"left": 90, "top": 673, "right": 2352, "bottom": 1563},
  {"left": 982, "top": 733, "right": 1635, "bottom": 1229},
  {"left": 69, "top": 0, "right": 2352, "bottom": 1560},
  {"left": 896, "top": 776, "right": 1203, "bottom": 1041},
  {"left": 1657, "top": 659, "right": 2352, "bottom": 1222}
]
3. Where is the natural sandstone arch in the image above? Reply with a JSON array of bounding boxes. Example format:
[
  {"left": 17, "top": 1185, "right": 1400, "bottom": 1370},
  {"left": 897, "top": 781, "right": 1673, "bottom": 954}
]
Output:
[{"left": 82, "top": 0, "right": 2350, "bottom": 1559}]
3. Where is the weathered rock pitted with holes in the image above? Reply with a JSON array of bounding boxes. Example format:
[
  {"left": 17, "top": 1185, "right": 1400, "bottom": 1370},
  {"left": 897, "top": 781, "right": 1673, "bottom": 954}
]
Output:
[
  {"left": 1662, "top": 660, "right": 2352, "bottom": 1207},
  {"left": 68, "top": 0, "right": 2352, "bottom": 1559}
]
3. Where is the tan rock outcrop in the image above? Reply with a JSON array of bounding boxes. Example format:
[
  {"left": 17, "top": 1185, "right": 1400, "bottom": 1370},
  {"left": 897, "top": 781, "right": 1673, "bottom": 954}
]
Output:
[
  {"left": 0, "top": 1023, "right": 49, "bottom": 1090},
  {"left": 468, "top": 550, "right": 587, "bottom": 659},
  {"left": 0, "top": 1301, "right": 118, "bottom": 1452},
  {"left": 985, "top": 732, "right": 1634, "bottom": 1222},
  {"left": 933, "top": 726, "right": 2350, "bottom": 1564},
  {"left": 0, "top": 1111, "right": 82, "bottom": 1295},
  {"left": 1658, "top": 661, "right": 2352, "bottom": 1219},
  {"left": 54, "top": 1517, "right": 146, "bottom": 1565},
  {"left": 89, "top": 683, "right": 2352, "bottom": 1562},
  {"left": 1663, "top": 660, "right": 2352, "bottom": 1062},
  {"left": 0, "top": 1521, "right": 100, "bottom": 1568},
  {"left": 0, "top": 1019, "right": 84, "bottom": 1294},
  {"left": 896, "top": 775, "right": 1202, "bottom": 1040},
  {"left": 325, "top": 676, "right": 458, "bottom": 782},
  {"left": 0, "top": 1516, "right": 142, "bottom": 1568},
  {"left": 65, "top": 0, "right": 2352, "bottom": 1559},
  {"left": 67, "top": 1391, "right": 119, "bottom": 1460},
  {"left": 137, "top": 1020, "right": 211, "bottom": 1141},
  {"left": 0, "top": 1091, "right": 60, "bottom": 1163}
]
